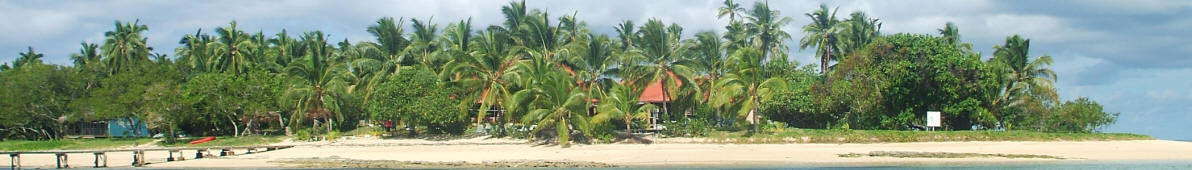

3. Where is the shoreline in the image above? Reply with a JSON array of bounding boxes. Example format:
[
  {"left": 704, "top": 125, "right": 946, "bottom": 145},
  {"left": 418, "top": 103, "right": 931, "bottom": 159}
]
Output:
[{"left": 4, "top": 137, "right": 1189, "bottom": 168}]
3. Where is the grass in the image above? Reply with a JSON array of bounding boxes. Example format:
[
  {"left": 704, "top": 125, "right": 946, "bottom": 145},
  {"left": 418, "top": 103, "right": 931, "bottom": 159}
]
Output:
[
  {"left": 157, "top": 135, "right": 286, "bottom": 147},
  {"left": 0, "top": 138, "right": 155, "bottom": 151},
  {"left": 702, "top": 129, "right": 1151, "bottom": 144}
]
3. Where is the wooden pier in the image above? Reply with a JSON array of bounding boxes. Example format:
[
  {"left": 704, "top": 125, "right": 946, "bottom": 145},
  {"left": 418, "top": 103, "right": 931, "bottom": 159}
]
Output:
[{"left": 2, "top": 145, "right": 293, "bottom": 169}]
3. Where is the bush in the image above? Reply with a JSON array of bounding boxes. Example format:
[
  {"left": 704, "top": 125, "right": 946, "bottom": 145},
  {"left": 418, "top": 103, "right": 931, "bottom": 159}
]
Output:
[
  {"left": 325, "top": 130, "right": 341, "bottom": 142},
  {"left": 294, "top": 129, "right": 313, "bottom": 141},
  {"left": 662, "top": 119, "right": 712, "bottom": 137}
]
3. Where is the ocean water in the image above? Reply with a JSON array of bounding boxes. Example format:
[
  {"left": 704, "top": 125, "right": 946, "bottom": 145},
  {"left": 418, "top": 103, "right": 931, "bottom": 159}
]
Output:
[{"left": 644, "top": 161, "right": 1192, "bottom": 170}]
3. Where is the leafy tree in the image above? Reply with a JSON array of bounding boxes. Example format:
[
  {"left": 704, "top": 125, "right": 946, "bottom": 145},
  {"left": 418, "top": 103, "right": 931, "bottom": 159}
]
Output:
[
  {"left": 369, "top": 66, "right": 465, "bottom": 136},
  {"left": 818, "top": 34, "right": 998, "bottom": 130},
  {"left": 0, "top": 64, "right": 82, "bottom": 139},
  {"left": 1047, "top": 98, "right": 1118, "bottom": 133}
]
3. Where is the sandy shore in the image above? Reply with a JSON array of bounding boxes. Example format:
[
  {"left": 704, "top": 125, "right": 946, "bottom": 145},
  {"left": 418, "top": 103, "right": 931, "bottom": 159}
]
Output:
[{"left": 4, "top": 137, "right": 1191, "bottom": 168}]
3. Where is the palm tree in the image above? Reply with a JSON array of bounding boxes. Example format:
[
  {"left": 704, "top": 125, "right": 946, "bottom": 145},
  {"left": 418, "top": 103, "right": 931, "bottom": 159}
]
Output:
[
  {"left": 499, "top": 0, "right": 529, "bottom": 44},
  {"left": 176, "top": 29, "right": 215, "bottom": 73},
  {"left": 799, "top": 4, "right": 840, "bottom": 73},
  {"left": 836, "top": 11, "right": 881, "bottom": 57},
  {"left": 70, "top": 42, "right": 102, "bottom": 67},
  {"left": 711, "top": 47, "right": 788, "bottom": 132},
  {"left": 513, "top": 56, "right": 591, "bottom": 147},
  {"left": 283, "top": 31, "right": 349, "bottom": 134},
  {"left": 14, "top": 47, "right": 44, "bottom": 68},
  {"left": 990, "top": 35, "right": 1058, "bottom": 129},
  {"left": 717, "top": 0, "right": 746, "bottom": 22},
  {"left": 444, "top": 29, "right": 524, "bottom": 126},
  {"left": 213, "top": 21, "right": 256, "bottom": 74},
  {"left": 938, "top": 22, "right": 974, "bottom": 52},
  {"left": 614, "top": 20, "right": 637, "bottom": 50},
  {"left": 101, "top": 20, "right": 151, "bottom": 75},
  {"left": 408, "top": 17, "right": 443, "bottom": 72},
  {"left": 745, "top": 1, "right": 794, "bottom": 63},
  {"left": 681, "top": 31, "right": 725, "bottom": 119},
  {"left": 351, "top": 17, "right": 410, "bottom": 105},
  {"left": 635, "top": 19, "right": 695, "bottom": 123},
  {"left": 594, "top": 83, "right": 658, "bottom": 133}
]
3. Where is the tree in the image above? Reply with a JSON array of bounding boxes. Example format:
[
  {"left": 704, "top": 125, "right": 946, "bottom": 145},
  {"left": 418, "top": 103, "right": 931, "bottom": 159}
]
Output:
[
  {"left": 818, "top": 34, "right": 998, "bottom": 130},
  {"left": 711, "top": 48, "right": 788, "bottom": 132},
  {"left": 444, "top": 29, "right": 524, "bottom": 126},
  {"left": 283, "top": 31, "right": 349, "bottom": 135},
  {"left": 0, "top": 64, "right": 82, "bottom": 139},
  {"left": 989, "top": 35, "right": 1058, "bottom": 129},
  {"left": 101, "top": 20, "right": 152, "bottom": 75},
  {"left": 717, "top": 0, "right": 745, "bottom": 22},
  {"left": 634, "top": 19, "right": 695, "bottom": 120},
  {"left": 800, "top": 4, "right": 840, "bottom": 73},
  {"left": 14, "top": 47, "right": 45, "bottom": 68},
  {"left": 836, "top": 11, "right": 881, "bottom": 57},
  {"left": 594, "top": 83, "right": 658, "bottom": 133},
  {"left": 513, "top": 56, "right": 592, "bottom": 147},
  {"left": 745, "top": 1, "right": 794, "bottom": 63},
  {"left": 213, "top": 21, "right": 257, "bottom": 74},
  {"left": 1048, "top": 98, "right": 1118, "bottom": 133},
  {"left": 369, "top": 66, "right": 465, "bottom": 136}
]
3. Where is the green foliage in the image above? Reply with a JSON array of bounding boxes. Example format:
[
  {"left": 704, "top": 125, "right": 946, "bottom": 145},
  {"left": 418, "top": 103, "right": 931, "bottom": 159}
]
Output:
[
  {"left": 817, "top": 33, "right": 997, "bottom": 130},
  {"left": 368, "top": 66, "right": 466, "bottom": 135}
]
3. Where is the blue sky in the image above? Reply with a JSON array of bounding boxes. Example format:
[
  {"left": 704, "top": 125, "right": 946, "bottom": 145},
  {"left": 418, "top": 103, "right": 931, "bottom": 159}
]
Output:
[{"left": 1, "top": 0, "right": 1189, "bottom": 139}]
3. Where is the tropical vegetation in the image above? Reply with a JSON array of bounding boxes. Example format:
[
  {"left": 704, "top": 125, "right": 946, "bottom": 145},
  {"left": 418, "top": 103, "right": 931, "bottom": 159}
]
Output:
[{"left": 0, "top": 1, "right": 1118, "bottom": 146}]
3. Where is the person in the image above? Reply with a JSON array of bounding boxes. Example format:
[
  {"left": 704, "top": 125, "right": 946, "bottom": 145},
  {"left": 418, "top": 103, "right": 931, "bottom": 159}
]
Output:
[{"left": 383, "top": 120, "right": 394, "bottom": 132}]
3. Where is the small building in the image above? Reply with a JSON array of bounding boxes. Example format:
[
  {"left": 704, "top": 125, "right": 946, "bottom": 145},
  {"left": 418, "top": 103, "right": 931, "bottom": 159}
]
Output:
[{"left": 71, "top": 118, "right": 150, "bottom": 138}]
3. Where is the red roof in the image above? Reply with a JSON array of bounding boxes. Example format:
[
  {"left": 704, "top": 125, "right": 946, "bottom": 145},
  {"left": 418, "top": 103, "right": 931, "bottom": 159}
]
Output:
[{"left": 638, "top": 71, "right": 681, "bottom": 103}]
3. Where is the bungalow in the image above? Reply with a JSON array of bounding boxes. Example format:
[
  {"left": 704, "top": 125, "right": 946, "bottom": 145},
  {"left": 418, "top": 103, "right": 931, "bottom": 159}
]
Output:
[{"left": 71, "top": 118, "right": 150, "bottom": 138}]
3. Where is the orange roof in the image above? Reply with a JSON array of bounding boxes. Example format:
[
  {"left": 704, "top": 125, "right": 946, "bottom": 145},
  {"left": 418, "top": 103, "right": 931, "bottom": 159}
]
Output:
[{"left": 638, "top": 71, "right": 681, "bottom": 103}]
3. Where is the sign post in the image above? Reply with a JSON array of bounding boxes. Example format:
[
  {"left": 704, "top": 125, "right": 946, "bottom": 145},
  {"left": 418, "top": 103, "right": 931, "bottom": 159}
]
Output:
[{"left": 926, "top": 111, "right": 941, "bottom": 131}]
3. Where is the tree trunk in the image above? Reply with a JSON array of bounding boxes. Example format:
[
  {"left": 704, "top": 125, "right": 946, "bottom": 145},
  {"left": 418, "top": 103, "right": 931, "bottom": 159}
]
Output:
[{"left": 228, "top": 116, "right": 239, "bottom": 137}]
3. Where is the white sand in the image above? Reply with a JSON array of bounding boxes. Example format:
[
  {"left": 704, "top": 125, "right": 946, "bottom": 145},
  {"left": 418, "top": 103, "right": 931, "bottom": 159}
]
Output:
[{"left": 4, "top": 137, "right": 1191, "bottom": 168}]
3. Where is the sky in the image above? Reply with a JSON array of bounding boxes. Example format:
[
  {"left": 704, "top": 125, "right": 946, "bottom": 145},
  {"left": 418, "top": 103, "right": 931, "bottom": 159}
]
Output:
[{"left": 1, "top": 0, "right": 1189, "bottom": 140}]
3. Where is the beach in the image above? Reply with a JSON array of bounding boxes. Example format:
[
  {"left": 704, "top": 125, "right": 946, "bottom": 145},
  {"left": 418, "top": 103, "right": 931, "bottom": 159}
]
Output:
[{"left": 6, "top": 137, "right": 1189, "bottom": 168}]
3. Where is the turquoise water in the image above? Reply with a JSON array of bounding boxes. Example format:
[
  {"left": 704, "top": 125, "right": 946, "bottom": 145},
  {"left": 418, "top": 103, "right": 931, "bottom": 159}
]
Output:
[{"left": 646, "top": 161, "right": 1192, "bottom": 170}]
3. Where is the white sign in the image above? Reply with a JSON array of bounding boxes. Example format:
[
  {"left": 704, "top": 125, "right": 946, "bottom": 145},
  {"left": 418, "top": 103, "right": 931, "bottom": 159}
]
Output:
[{"left": 927, "top": 111, "right": 941, "bottom": 127}]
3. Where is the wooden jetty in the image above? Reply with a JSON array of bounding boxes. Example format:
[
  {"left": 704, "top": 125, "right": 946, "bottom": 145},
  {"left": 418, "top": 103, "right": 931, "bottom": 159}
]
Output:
[{"left": 2, "top": 145, "right": 294, "bottom": 169}]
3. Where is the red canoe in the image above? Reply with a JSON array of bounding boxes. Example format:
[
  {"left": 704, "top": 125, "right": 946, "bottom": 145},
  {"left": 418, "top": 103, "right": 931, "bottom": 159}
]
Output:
[{"left": 189, "top": 136, "right": 217, "bottom": 144}]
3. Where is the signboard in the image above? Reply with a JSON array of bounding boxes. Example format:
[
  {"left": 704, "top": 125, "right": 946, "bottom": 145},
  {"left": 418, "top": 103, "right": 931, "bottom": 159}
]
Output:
[{"left": 927, "top": 111, "right": 941, "bottom": 127}]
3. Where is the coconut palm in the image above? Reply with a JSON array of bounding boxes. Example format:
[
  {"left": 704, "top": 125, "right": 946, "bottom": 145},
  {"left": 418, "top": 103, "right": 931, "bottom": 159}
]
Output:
[
  {"left": 990, "top": 35, "right": 1058, "bottom": 127},
  {"left": 70, "top": 42, "right": 102, "bottom": 67},
  {"left": 101, "top": 20, "right": 151, "bottom": 75},
  {"left": 745, "top": 1, "right": 794, "bottom": 63},
  {"left": 444, "top": 29, "right": 525, "bottom": 125},
  {"left": 594, "top": 83, "right": 658, "bottom": 133},
  {"left": 176, "top": 29, "right": 214, "bottom": 73},
  {"left": 212, "top": 21, "right": 256, "bottom": 74},
  {"left": 283, "top": 31, "right": 349, "bottom": 134},
  {"left": 938, "top": 22, "right": 974, "bottom": 52},
  {"left": 634, "top": 19, "right": 695, "bottom": 121},
  {"left": 836, "top": 11, "right": 881, "bottom": 57},
  {"left": 799, "top": 4, "right": 840, "bottom": 73},
  {"left": 513, "top": 55, "right": 591, "bottom": 147},
  {"left": 711, "top": 47, "right": 788, "bottom": 132},
  {"left": 717, "top": 0, "right": 746, "bottom": 22},
  {"left": 408, "top": 17, "right": 443, "bottom": 71},
  {"left": 13, "top": 47, "right": 44, "bottom": 68}
]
